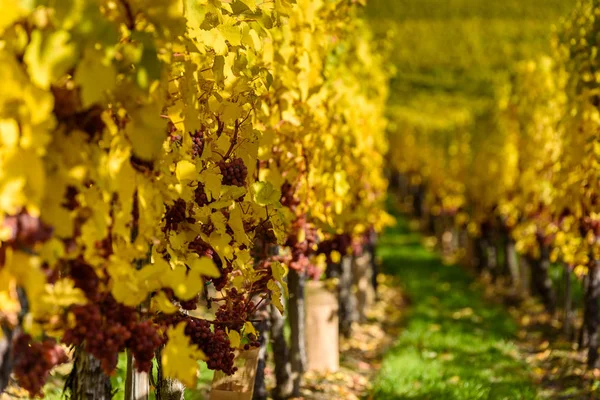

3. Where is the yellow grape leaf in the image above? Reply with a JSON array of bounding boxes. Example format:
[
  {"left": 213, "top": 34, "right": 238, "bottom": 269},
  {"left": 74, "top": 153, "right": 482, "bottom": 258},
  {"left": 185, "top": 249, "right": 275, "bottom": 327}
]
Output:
[
  {"left": 0, "top": 2, "right": 29, "bottom": 34},
  {"left": 242, "top": 28, "right": 261, "bottom": 52},
  {"left": 38, "top": 238, "right": 66, "bottom": 266},
  {"left": 176, "top": 160, "right": 197, "bottom": 182},
  {"left": 199, "top": 169, "right": 222, "bottom": 201},
  {"left": 169, "top": 231, "right": 189, "bottom": 251},
  {"left": 330, "top": 250, "right": 341, "bottom": 264},
  {"left": 272, "top": 261, "right": 289, "bottom": 298},
  {"left": 24, "top": 29, "right": 76, "bottom": 89},
  {"left": 151, "top": 290, "right": 178, "bottom": 314},
  {"left": 0, "top": 119, "right": 19, "bottom": 148},
  {"left": 227, "top": 329, "right": 241, "bottom": 349},
  {"left": 271, "top": 261, "right": 288, "bottom": 283},
  {"left": 252, "top": 181, "right": 281, "bottom": 206},
  {"left": 214, "top": 132, "right": 231, "bottom": 155},
  {"left": 212, "top": 55, "right": 225, "bottom": 85},
  {"left": 110, "top": 279, "right": 140, "bottom": 307},
  {"left": 267, "top": 280, "right": 284, "bottom": 315},
  {"left": 244, "top": 321, "right": 257, "bottom": 337},
  {"left": 162, "top": 322, "right": 206, "bottom": 387},
  {"left": 185, "top": 0, "right": 209, "bottom": 30},
  {"left": 74, "top": 47, "right": 116, "bottom": 107},
  {"left": 167, "top": 100, "right": 185, "bottom": 132},
  {"left": 208, "top": 232, "right": 234, "bottom": 261},
  {"left": 127, "top": 103, "right": 167, "bottom": 161},
  {"left": 189, "top": 256, "right": 220, "bottom": 278},
  {"left": 210, "top": 211, "right": 228, "bottom": 234},
  {"left": 259, "top": 167, "right": 284, "bottom": 190},
  {"left": 1, "top": 147, "right": 46, "bottom": 216},
  {"left": 129, "top": 0, "right": 185, "bottom": 38},
  {"left": 236, "top": 249, "right": 252, "bottom": 266},
  {"left": 232, "top": 275, "right": 245, "bottom": 290},
  {"left": 220, "top": 2, "right": 233, "bottom": 13},
  {"left": 0, "top": 269, "right": 20, "bottom": 316},
  {"left": 297, "top": 228, "right": 306, "bottom": 244},
  {"left": 5, "top": 251, "right": 45, "bottom": 304},
  {"left": 220, "top": 17, "right": 242, "bottom": 47},
  {"left": 139, "top": 257, "right": 170, "bottom": 292},
  {"left": 221, "top": 185, "right": 246, "bottom": 202},
  {"left": 228, "top": 206, "right": 250, "bottom": 246},
  {"left": 269, "top": 208, "right": 290, "bottom": 245},
  {"left": 239, "top": 0, "right": 257, "bottom": 11},
  {"left": 110, "top": 268, "right": 148, "bottom": 307},
  {"left": 162, "top": 266, "right": 204, "bottom": 301},
  {"left": 222, "top": 101, "right": 243, "bottom": 123},
  {"left": 41, "top": 279, "right": 87, "bottom": 307},
  {"left": 197, "top": 28, "right": 228, "bottom": 55}
]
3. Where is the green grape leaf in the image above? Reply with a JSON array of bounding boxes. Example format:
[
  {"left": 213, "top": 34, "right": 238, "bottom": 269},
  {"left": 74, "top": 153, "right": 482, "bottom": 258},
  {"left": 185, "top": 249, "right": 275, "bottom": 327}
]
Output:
[{"left": 252, "top": 181, "right": 281, "bottom": 206}]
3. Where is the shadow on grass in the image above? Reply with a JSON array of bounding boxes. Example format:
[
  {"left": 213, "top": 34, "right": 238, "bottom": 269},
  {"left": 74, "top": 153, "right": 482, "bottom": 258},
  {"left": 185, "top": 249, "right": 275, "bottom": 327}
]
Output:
[{"left": 372, "top": 218, "right": 537, "bottom": 400}]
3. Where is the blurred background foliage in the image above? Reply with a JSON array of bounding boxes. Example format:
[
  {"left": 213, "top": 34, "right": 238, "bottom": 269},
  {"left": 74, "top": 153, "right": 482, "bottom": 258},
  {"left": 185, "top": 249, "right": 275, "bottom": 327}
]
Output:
[{"left": 365, "top": 0, "right": 573, "bottom": 116}]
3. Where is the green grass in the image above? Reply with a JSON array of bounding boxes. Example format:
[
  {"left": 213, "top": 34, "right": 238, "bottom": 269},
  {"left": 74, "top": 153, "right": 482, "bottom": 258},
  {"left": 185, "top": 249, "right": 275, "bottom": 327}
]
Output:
[{"left": 372, "top": 217, "right": 537, "bottom": 400}]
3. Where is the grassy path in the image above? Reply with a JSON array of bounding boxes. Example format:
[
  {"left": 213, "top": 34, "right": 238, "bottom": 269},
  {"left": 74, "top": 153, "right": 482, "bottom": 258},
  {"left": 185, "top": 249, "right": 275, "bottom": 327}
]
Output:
[{"left": 372, "top": 218, "right": 537, "bottom": 400}]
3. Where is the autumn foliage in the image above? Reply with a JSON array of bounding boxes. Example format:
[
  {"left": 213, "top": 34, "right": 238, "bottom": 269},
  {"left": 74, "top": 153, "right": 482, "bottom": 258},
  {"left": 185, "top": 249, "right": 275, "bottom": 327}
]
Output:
[{"left": 0, "top": 0, "right": 390, "bottom": 395}]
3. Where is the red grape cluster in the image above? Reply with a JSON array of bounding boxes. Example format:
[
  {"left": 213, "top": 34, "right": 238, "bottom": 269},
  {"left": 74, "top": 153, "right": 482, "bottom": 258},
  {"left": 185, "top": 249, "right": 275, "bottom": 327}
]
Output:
[
  {"left": 62, "top": 295, "right": 162, "bottom": 374},
  {"left": 63, "top": 301, "right": 131, "bottom": 373},
  {"left": 215, "top": 288, "right": 251, "bottom": 331},
  {"left": 194, "top": 184, "right": 210, "bottom": 207},
  {"left": 218, "top": 157, "right": 247, "bottom": 187},
  {"left": 128, "top": 320, "right": 164, "bottom": 371},
  {"left": 178, "top": 297, "right": 199, "bottom": 311},
  {"left": 13, "top": 334, "right": 69, "bottom": 397},
  {"left": 164, "top": 199, "right": 194, "bottom": 232},
  {"left": 183, "top": 318, "right": 237, "bottom": 374},
  {"left": 190, "top": 129, "right": 205, "bottom": 159},
  {"left": 169, "top": 134, "right": 183, "bottom": 145}
]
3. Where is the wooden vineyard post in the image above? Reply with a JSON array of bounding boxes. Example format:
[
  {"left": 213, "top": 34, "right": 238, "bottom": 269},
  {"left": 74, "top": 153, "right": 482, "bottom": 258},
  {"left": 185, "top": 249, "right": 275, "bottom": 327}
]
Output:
[
  {"left": 0, "top": 326, "right": 18, "bottom": 394},
  {"left": 210, "top": 348, "right": 260, "bottom": 400},
  {"left": 352, "top": 251, "right": 374, "bottom": 323},
  {"left": 125, "top": 300, "right": 150, "bottom": 400},
  {"left": 69, "top": 348, "right": 112, "bottom": 400},
  {"left": 125, "top": 351, "right": 149, "bottom": 400},
  {"left": 305, "top": 281, "right": 339, "bottom": 373},
  {"left": 270, "top": 303, "right": 292, "bottom": 399}
]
